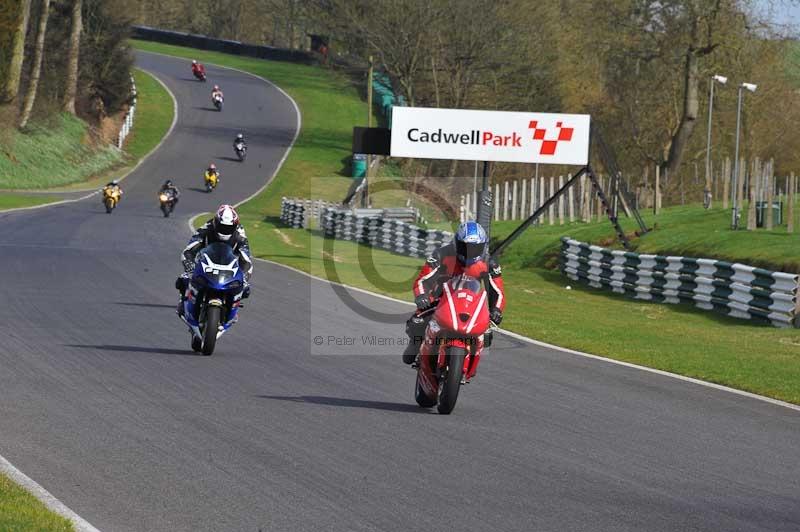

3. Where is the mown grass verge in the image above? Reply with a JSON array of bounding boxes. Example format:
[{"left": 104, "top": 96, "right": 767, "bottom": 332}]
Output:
[
  {"left": 0, "top": 472, "right": 74, "bottom": 531},
  {"left": 162, "top": 40, "right": 800, "bottom": 404},
  {"left": 0, "top": 67, "right": 173, "bottom": 209},
  {"left": 0, "top": 194, "right": 61, "bottom": 210}
]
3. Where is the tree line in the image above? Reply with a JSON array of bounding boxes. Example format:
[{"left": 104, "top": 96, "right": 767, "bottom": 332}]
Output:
[
  {"left": 0, "top": 0, "right": 133, "bottom": 133},
  {"left": 125, "top": 1, "right": 800, "bottom": 203}
]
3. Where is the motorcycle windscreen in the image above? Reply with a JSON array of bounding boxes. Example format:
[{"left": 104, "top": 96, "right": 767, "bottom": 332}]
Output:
[
  {"left": 197, "top": 243, "right": 241, "bottom": 286},
  {"left": 447, "top": 275, "right": 481, "bottom": 294}
]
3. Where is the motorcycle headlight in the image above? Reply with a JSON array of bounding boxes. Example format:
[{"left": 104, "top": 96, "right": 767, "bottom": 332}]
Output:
[
  {"left": 226, "top": 280, "right": 243, "bottom": 291},
  {"left": 159, "top": 194, "right": 168, "bottom": 202}
]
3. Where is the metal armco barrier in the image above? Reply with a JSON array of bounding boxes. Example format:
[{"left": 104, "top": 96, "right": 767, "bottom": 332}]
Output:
[
  {"left": 560, "top": 237, "right": 800, "bottom": 328},
  {"left": 131, "top": 26, "right": 318, "bottom": 65},
  {"left": 280, "top": 198, "right": 451, "bottom": 258}
]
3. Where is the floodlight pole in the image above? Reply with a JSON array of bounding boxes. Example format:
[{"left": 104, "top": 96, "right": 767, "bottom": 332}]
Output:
[{"left": 705, "top": 74, "right": 727, "bottom": 209}]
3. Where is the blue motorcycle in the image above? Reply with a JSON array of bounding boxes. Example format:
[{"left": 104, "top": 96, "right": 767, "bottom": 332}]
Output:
[{"left": 180, "top": 242, "right": 244, "bottom": 355}]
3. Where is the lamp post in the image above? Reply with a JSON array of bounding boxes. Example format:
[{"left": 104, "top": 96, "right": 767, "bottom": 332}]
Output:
[
  {"left": 731, "top": 82, "right": 757, "bottom": 230},
  {"left": 704, "top": 74, "right": 727, "bottom": 209}
]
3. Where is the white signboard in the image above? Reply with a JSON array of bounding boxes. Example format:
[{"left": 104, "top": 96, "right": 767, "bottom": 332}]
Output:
[{"left": 390, "top": 107, "right": 590, "bottom": 165}]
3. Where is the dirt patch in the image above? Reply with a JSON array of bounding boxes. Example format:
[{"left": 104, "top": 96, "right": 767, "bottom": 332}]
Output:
[
  {"left": 273, "top": 228, "right": 302, "bottom": 248},
  {"left": 322, "top": 250, "right": 343, "bottom": 263},
  {"left": 96, "top": 106, "right": 128, "bottom": 146}
]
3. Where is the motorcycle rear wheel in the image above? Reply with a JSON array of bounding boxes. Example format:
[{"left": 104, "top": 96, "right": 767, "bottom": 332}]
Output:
[
  {"left": 202, "top": 306, "right": 221, "bottom": 355},
  {"left": 437, "top": 347, "right": 466, "bottom": 414}
]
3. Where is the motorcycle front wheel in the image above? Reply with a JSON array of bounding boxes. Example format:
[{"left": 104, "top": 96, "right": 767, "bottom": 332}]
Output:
[
  {"left": 202, "top": 305, "right": 221, "bottom": 355},
  {"left": 105, "top": 198, "right": 114, "bottom": 213},
  {"left": 437, "top": 346, "right": 466, "bottom": 414}
]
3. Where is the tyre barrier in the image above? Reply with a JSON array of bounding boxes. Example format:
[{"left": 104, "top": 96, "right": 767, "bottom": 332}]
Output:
[
  {"left": 280, "top": 198, "right": 338, "bottom": 228},
  {"left": 560, "top": 237, "right": 800, "bottom": 328},
  {"left": 280, "top": 198, "right": 451, "bottom": 258}
]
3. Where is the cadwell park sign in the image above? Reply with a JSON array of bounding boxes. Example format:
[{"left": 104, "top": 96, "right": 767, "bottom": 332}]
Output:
[{"left": 390, "top": 107, "right": 591, "bottom": 165}]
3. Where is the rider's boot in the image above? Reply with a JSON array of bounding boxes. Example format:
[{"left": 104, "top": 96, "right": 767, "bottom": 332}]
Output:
[
  {"left": 403, "top": 314, "right": 427, "bottom": 365},
  {"left": 402, "top": 342, "right": 418, "bottom": 365}
]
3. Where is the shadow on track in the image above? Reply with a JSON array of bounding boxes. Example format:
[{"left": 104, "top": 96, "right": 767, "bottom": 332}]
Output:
[
  {"left": 216, "top": 156, "right": 241, "bottom": 162},
  {"left": 256, "top": 395, "right": 428, "bottom": 413},
  {"left": 65, "top": 344, "right": 197, "bottom": 356},
  {"left": 187, "top": 187, "right": 211, "bottom": 194},
  {"left": 113, "top": 302, "right": 177, "bottom": 309}
]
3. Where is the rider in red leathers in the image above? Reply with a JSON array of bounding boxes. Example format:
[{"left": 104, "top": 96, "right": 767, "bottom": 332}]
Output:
[
  {"left": 402, "top": 221, "right": 506, "bottom": 364},
  {"left": 191, "top": 60, "right": 206, "bottom": 78}
]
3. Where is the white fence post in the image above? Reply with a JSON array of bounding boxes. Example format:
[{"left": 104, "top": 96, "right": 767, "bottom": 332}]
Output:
[
  {"left": 494, "top": 183, "right": 500, "bottom": 221},
  {"left": 512, "top": 180, "right": 518, "bottom": 220},
  {"left": 116, "top": 76, "right": 137, "bottom": 148}
]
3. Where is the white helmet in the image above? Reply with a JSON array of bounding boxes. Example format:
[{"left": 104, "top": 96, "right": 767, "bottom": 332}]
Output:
[
  {"left": 192, "top": 60, "right": 197, "bottom": 65},
  {"left": 213, "top": 204, "right": 239, "bottom": 242}
]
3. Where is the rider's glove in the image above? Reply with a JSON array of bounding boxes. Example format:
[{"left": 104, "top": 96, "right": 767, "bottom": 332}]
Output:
[
  {"left": 414, "top": 294, "right": 432, "bottom": 311},
  {"left": 182, "top": 259, "right": 194, "bottom": 273},
  {"left": 490, "top": 308, "right": 503, "bottom": 325},
  {"left": 242, "top": 283, "right": 251, "bottom": 299}
]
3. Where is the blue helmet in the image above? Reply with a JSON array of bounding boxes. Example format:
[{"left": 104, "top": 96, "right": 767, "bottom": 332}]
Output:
[{"left": 455, "top": 221, "right": 488, "bottom": 265}]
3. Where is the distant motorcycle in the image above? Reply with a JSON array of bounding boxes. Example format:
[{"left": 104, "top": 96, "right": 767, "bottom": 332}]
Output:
[
  {"left": 212, "top": 93, "right": 223, "bottom": 111},
  {"left": 204, "top": 171, "right": 219, "bottom": 193},
  {"left": 159, "top": 190, "right": 177, "bottom": 217},
  {"left": 179, "top": 243, "right": 245, "bottom": 355},
  {"left": 413, "top": 275, "right": 492, "bottom": 414},
  {"left": 234, "top": 141, "right": 247, "bottom": 162},
  {"left": 102, "top": 187, "right": 121, "bottom": 214}
]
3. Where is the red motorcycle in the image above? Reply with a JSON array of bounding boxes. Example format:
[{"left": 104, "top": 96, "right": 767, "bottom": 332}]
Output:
[
  {"left": 192, "top": 66, "right": 207, "bottom": 82},
  {"left": 414, "top": 274, "right": 492, "bottom": 414}
]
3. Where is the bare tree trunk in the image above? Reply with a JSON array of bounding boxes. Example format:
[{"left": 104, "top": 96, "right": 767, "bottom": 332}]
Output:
[
  {"left": 63, "top": 0, "right": 82, "bottom": 114},
  {"left": 1, "top": 0, "right": 31, "bottom": 104},
  {"left": 19, "top": 0, "right": 50, "bottom": 129},
  {"left": 663, "top": 48, "right": 699, "bottom": 178}
]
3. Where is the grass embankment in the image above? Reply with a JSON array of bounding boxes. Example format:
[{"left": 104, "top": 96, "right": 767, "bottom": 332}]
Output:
[
  {"left": 145, "top": 40, "right": 800, "bottom": 404},
  {"left": 0, "top": 113, "right": 122, "bottom": 190},
  {"left": 0, "top": 472, "right": 74, "bottom": 531},
  {"left": 0, "top": 67, "right": 173, "bottom": 208}
]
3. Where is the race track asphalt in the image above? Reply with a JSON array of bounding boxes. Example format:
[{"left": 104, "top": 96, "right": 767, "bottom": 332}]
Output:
[{"left": 0, "top": 51, "right": 798, "bottom": 532}]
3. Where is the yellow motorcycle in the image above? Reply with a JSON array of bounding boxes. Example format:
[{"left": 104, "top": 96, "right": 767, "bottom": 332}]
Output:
[
  {"left": 204, "top": 170, "right": 219, "bottom": 193},
  {"left": 103, "top": 186, "right": 121, "bottom": 213}
]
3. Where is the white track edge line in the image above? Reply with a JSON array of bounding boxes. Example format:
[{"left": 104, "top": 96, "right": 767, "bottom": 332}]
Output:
[
  {"left": 0, "top": 67, "right": 179, "bottom": 216},
  {"left": 150, "top": 47, "right": 800, "bottom": 413},
  {"left": 0, "top": 66, "right": 180, "bottom": 532},
  {"left": 253, "top": 258, "right": 800, "bottom": 413},
  {"left": 0, "top": 454, "right": 101, "bottom": 532}
]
